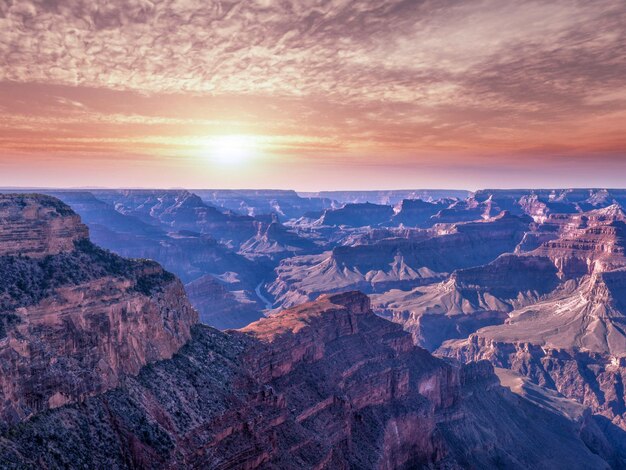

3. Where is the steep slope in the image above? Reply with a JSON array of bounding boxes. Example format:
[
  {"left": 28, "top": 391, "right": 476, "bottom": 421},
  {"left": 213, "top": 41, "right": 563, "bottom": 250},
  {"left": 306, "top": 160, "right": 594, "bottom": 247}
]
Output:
[
  {"left": 238, "top": 214, "right": 320, "bottom": 261},
  {"left": 438, "top": 210, "right": 626, "bottom": 431},
  {"left": 0, "top": 194, "right": 197, "bottom": 424},
  {"left": 376, "top": 206, "right": 626, "bottom": 351},
  {"left": 441, "top": 270, "right": 626, "bottom": 431},
  {"left": 92, "top": 189, "right": 258, "bottom": 248},
  {"left": 0, "top": 194, "right": 89, "bottom": 258},
  {"left": 0, "top": 292, "right": 614, "bottom": 469},
  {"left": 21, "top": 190, "right": 269, "bottom": 330},
  {"left": 532, "top": 209, "right": 626, "bottom": 278},
  {"left": 374, "top": 254, "right": 561, "bottom": 350}
]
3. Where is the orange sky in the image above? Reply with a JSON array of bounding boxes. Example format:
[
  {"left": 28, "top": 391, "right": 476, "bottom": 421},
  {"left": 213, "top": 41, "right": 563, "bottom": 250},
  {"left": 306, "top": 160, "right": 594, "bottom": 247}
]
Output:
[{"left": 1, "top": 0, "right": 625, "bottom": 190}]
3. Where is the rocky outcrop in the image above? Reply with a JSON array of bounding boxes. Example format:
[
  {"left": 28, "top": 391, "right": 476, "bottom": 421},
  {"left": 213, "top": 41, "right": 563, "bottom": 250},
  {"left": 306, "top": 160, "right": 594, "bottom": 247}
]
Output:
[
  {"left": 533, "top": 216, "right": 626, "bottom": 279},
  {"left": 472, "top": 188, "right": 626, "bottom": 222},
  {"left": 429, "top": 198, "right": 491, "bottom": 223},
  {"left": 443, "top": 335, "right": 626, "bottom": 433},
  {"left": 374, "top": 254, "right": 561, "bottom": 350},
  {"left": 24, "top": 190, "right": 269, "bottom": 331},
  {"left": 0, "top": 195, "right": 197, "bottom": 424},
  {"left": 91, "top": 189, "right": 259, "bottom": 248},
  {"left": 238, "top": 215, "right": 318, "bottom": 261},
  {"left": 440, "top": 265, "right": 626, "bottom": 431},
  {"left": 376, "top": 205, "right": 626, "bottom": 350},
  {"left": 0, "top": 292, "right": 613, "bottom": 469},
  {"left": 0, "top": 194, "right": 89, "bottom": 258}
]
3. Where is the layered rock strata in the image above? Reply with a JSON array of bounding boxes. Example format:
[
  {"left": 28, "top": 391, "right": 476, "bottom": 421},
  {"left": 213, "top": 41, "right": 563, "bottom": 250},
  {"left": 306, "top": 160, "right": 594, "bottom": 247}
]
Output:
[
  {"left": 0, "top": 195, "right": 197, "bottom": 424},
  {"left": 0, "top": 292, "right": 614, "bottom": 469}
]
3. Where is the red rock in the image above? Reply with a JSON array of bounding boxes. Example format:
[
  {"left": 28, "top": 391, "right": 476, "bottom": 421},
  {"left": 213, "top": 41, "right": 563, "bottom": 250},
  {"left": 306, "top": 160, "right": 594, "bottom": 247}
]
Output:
[
  {"left": 0, "top": 195, "right": 197, "bottom": 423},
  {"left": 0, "top": 291, "right": 612, "bottom": 468}
]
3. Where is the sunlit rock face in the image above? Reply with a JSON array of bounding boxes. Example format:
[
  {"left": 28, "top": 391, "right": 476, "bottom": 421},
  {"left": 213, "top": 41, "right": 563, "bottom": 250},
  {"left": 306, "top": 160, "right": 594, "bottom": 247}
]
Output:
[
  {"left": 373, "top": 254, "right": 560, "bottom": 350},
  {"left": 374, "top": 204, "right": 626, "bottom": 346},
  {"left": 0, "top": 195, "right": 197, "bottom": 424},
  {"left": 0, "top": 291, "right": 613, "bottom": 468}
]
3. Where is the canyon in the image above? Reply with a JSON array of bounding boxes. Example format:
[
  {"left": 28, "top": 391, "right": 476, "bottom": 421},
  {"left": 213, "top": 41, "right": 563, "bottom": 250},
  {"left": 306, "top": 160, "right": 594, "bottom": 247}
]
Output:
[
  {"left": 4, "top": 189, "right": 626, "bottom": 467},
  {"left": 0, "top": 232, "right": 617, "bottom": 468}
]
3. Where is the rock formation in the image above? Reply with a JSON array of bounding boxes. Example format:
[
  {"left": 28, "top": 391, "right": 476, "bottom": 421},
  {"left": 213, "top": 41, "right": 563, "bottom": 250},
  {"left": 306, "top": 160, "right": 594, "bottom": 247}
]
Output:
[
  {"left": 391, "top": 198, "right": 452, "bottom": 227},
  {"left": 302, "top": 189, "right": 470, "bottom": 205},
  {"left": 0, "top": 194, "right": 89, "bottom": 258},
  {"left": 435, "top": 208, "right": 626, "bottom": 432},
  {"left": 269, "top": 212, "right": 530, "bottom": 308},
  {"left": 0, "top": 194, "right": 197, "bottom": 424},
  {"left": 20, "top": 190, "right": 270, "bottom": 330},
  {"left": 0, "top": 292, "right": 615, "bottom": 469},
  {"left": 193, "top": 189, "right": 335, "bottom": 220},
  {"left": 318, "top": 202, "right": 395, "bottom": 227}
]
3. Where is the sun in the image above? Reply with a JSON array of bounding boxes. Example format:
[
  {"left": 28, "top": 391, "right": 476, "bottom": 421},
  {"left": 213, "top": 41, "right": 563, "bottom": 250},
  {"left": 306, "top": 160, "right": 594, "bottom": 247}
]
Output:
[{"left": 204, "top": 135, "right": 258, "bottom": 165}]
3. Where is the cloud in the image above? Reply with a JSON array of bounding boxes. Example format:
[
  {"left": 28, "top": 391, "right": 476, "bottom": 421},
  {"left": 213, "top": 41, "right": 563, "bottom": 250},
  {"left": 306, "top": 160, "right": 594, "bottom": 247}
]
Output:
[
  {"left": 1, "top": 0, "right": 621, "bottom": 98},
  {"left": 0, "top": 0, "right": 625, "bottom": 189}
]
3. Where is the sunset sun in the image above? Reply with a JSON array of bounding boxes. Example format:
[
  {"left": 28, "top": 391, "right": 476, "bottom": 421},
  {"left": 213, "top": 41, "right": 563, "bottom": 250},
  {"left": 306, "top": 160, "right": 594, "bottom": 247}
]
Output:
[{"left": 204, "top": 135, "right": 258, "bottom": 165}]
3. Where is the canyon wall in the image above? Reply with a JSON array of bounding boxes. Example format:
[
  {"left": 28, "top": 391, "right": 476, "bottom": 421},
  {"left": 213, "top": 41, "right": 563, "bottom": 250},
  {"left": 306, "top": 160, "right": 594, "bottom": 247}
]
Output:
[
  {"left": 0, "top": 194, "right": 197, "bottom": 424},
  {"left": 0, "top": 292, "right": 613, "bottom": 468}
]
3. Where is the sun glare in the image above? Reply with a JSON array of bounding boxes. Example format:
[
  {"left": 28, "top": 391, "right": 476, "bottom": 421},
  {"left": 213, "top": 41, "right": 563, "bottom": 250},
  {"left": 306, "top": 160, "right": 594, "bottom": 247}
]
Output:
[{"left": 204, "top": 135, "right": 258, "bottom": 165}]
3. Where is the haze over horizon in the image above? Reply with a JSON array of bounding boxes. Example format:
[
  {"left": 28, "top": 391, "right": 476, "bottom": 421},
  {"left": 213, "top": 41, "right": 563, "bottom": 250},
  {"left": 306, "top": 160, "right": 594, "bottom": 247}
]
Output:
[{"left": 1, "top": 0, "right": 625, "bottom": 189}]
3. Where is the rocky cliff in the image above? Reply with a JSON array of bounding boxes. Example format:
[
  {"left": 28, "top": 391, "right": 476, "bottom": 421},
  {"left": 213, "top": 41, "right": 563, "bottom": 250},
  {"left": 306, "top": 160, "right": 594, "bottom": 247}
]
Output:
[
  {"left": 440, "top": 269, "right": 626, "bottom": 432},
  {"left": 20, "top": 190, "right": 269, "bottom": 330},
  {"left": 373, "top": 254, "right": 561, "bottom": 350},
  {"left": 0, "top": 194, "right": 89, "bottom": 258},
  {"left": 0, "top": 291, "right": 614, "bottom": 469},
  {"left": 0, "top": 194, "right": 197, "bottom": 424},
  {"left": 375, "top": 206, "right": 626, "bottom": 350},
  {"left": 437, "top": 209, "right": 626, "bottom": 432}
]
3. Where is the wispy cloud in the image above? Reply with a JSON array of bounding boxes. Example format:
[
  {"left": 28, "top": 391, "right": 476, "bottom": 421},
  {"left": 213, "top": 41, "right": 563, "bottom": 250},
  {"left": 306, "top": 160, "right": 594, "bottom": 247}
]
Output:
[{"left": 0, "top": 0, "right": 625, "bottom": 188}]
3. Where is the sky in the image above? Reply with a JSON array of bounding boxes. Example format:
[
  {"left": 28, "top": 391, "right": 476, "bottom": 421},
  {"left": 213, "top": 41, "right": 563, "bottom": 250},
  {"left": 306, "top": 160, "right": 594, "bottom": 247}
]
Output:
[{"left": 1, "top": 0, "right": 625, "bottom": 190}]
